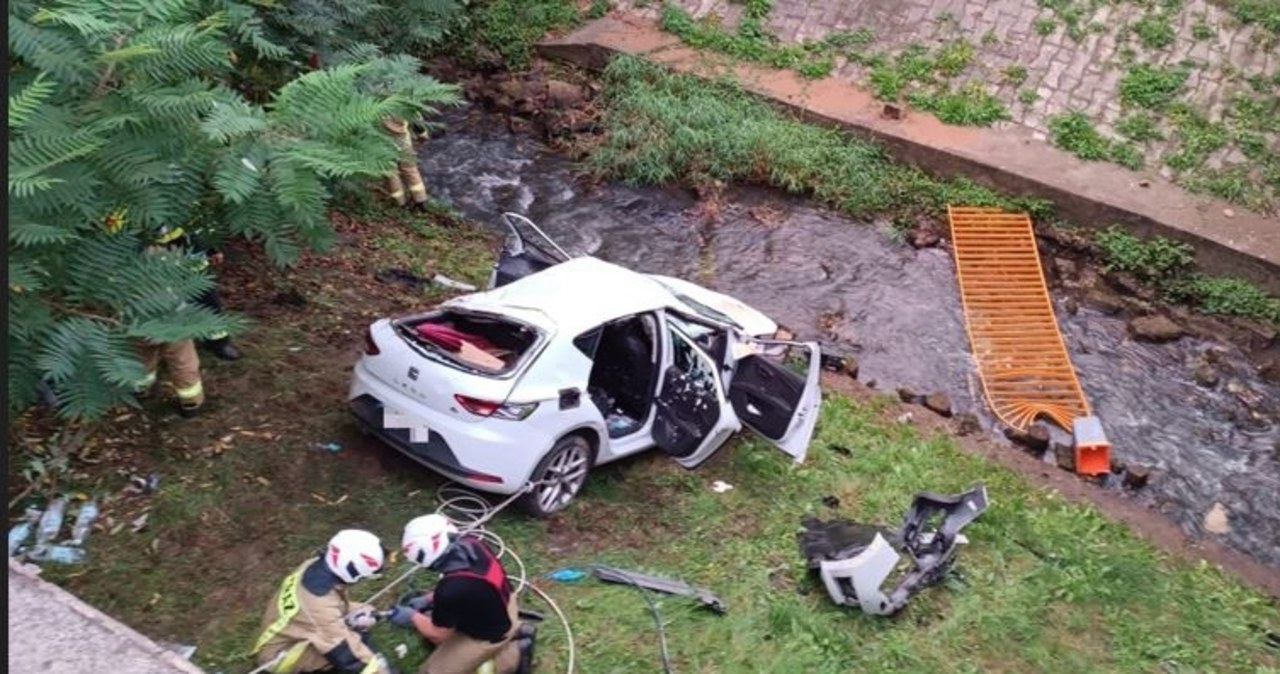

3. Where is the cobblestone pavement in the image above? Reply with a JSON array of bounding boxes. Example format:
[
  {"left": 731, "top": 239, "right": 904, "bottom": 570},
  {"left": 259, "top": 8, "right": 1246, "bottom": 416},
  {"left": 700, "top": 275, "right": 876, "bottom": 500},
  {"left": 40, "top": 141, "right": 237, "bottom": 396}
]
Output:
[{"left": 619, "top": 0, "right": 1279, "bottom": 211}]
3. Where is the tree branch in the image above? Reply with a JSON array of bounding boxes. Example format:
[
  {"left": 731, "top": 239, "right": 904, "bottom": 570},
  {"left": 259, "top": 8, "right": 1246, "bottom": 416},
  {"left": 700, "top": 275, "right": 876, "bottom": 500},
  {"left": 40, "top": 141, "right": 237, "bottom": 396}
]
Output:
[{"left": 93, "top": 34, "right": 128, "bottom": 97}]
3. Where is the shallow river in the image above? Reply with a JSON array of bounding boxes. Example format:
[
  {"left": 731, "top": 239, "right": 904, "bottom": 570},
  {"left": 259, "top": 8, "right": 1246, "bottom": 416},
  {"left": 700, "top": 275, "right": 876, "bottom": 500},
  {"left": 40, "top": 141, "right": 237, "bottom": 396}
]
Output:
[{"left": 415, "top": 108, "right": 1280, "bottom": 569}]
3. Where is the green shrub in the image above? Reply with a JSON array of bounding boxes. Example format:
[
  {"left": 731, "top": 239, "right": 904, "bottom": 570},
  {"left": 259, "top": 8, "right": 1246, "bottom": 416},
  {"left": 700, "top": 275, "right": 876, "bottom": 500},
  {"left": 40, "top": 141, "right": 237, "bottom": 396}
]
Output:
[{"left": 1094, "top": 227, "right": 1195, "bottom": 281}]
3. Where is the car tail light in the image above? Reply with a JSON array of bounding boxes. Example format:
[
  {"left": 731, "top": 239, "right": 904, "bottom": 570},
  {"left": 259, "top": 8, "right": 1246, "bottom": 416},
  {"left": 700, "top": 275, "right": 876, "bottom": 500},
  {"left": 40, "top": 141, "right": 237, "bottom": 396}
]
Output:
[
  {"left": 454, "top": 395, "right": 538, "bottom": 421},
  {"left": 364, "top": 327, "right": 380, "bottom": 356}
]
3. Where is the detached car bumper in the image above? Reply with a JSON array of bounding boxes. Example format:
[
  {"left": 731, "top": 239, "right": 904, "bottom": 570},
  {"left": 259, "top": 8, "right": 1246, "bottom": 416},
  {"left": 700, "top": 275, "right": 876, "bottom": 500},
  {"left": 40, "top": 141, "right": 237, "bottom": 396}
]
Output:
[{"left": 347, "top": 364, "right": 541, "bottom": 495}]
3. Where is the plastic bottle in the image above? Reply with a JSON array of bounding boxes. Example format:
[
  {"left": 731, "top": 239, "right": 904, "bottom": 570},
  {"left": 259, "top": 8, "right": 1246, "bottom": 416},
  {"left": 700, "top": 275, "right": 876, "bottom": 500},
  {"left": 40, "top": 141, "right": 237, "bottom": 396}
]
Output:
[
  {"left": 26, "top": 544, "right": 85, "bottom": 564},
  {"left": 8, "top": 509, "right": 41, "bottom": 557},
  {"left": 70, "top": 500, "right": 99, "bottom": 546},
  {"left": 34, "top": 497, "right": 67, "bottom": 548}
]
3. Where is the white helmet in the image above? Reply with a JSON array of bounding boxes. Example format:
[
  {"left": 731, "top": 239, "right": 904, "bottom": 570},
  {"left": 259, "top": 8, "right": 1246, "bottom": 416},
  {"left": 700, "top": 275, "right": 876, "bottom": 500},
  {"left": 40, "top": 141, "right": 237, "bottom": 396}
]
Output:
[
  {"left": 402, "top": 514, "right": 458, "bottom": 569},
  {"left": 325, "top": 529, "right": 385, "bottom": 584}
]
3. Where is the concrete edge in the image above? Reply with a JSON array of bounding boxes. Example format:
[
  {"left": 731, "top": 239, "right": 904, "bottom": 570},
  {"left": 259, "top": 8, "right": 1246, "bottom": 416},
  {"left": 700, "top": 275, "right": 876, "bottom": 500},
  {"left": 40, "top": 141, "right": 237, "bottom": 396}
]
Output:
[
  {"left": 8, "top": 558, "right": 208, "bottom": 674},
  {"left": 537, "top": 16, "right": 1280, "bottom": 296}
]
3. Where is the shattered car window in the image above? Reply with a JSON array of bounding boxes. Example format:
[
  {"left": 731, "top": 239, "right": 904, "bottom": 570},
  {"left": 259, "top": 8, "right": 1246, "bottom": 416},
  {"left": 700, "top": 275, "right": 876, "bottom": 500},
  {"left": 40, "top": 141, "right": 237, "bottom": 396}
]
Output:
[{"left": 669, "top": 326, "right": 717, "bottom": 397}]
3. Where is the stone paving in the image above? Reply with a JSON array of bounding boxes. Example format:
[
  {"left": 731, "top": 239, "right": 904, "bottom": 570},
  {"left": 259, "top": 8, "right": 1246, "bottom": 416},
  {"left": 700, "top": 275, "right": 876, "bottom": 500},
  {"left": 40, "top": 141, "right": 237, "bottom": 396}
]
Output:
[
  {"left": 8, "top": 558, "right": 206, "bottom": 674},
  {"left": 619, "top": 0, "right": 1279, "bottom": 211}
]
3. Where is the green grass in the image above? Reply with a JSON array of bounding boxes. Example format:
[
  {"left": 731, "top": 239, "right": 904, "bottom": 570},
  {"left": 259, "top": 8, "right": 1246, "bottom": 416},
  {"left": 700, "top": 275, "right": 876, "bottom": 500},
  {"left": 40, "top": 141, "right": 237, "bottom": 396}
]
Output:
[
  {"left": 1002, "top": 64, "right": 1029, "bottom": 85},
  {"left": 1048, "top": 111, "right": 1144, "bottom": 168},
  {"left": 657, "top": 2, "right": 837, "bottom": 80},
  {"left": 1133, "top": 13, "right": 1177, "bottom": 49},
  {"left": 45, "top": 391, "right": 1280, "bottom": 673},
  {"left": 466, "top": 0, "right": 583, "bottom": 69},
  {"left": 1119, "top": 63, "right": 1190, "bottom": 109},
  {"left": 1227, "top": 0, "right": 1280, "bottom": 36},
  {"left": 1164, "top": 103, "right": 1231, "bottom": 172},
  {"left": 588, "top": 56, "right": 1046, "bottom": 218},
  {"left": 1116, "top": 112, "right": 1164, "bottom": 142},
  {"left": 1095, "top": 226, "right": 1280, "bottom": 326},
  {"left": 1034, "top": 17, "right": 1058, "bottom": 35},
  {"left": 908, "top": 82, "right": 1010, "bottom": 126},
  {"left": 1191, "top": 19, "right": 1214, "bottom": 41},
  {"left": 1018, "top": 88, "right": 1039, "bottom": 105}
]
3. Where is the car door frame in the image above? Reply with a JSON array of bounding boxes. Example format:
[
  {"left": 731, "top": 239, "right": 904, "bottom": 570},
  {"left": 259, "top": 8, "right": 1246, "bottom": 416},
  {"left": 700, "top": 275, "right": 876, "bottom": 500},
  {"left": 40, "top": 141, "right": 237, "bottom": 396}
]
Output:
[
  {"left": 723, "top": 334, "right": 823, "bottom": 463},
  {"left": 649, "top": 316, "right": 743, "bottom": 469}
]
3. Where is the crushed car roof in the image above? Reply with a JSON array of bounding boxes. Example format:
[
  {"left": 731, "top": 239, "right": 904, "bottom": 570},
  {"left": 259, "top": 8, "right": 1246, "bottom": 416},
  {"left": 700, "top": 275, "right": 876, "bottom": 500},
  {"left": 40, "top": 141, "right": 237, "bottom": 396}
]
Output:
[{"left": 449, "top": 257, "right": 691, "bottom": 335}]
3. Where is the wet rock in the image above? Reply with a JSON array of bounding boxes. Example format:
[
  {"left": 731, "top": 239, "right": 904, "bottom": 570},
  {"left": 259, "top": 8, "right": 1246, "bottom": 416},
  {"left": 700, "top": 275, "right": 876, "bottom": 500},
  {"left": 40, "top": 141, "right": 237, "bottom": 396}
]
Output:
[
  {"left": 1062, "top": 297, "right": 1080, "bottom": 315},
  {"left": 545, "top": 80, "right": 587, "bottom": 109},
  {"left": 1052, "top": 257, "right": 1078, "bottom": 279},
  {"left": 1190, "top": 360, "right": 1220, "bottom": 388},
  {"left": 908, "top": 228, "right": 941, "bottom": 249},
  {"left": 496, "top": 78, "right": 528, "bottom": 103},
  {"left": 507, "top": 115, "right": 532, "bottom": 135},
  {"left": 1128, "top": 315, "right": 1185, "bottom": 343},
  {"left": 897, "top": 387, "right": 919, "bottom": 403},
  {"left": 1260, "top": 359, "right": 1280, "bottom": 386},
  {"left": 1107, "top": 271, "right": 1155, "bottom": 300},
  {"left": 819, "top": 353, "right": 859, "bottom": 379},
  {"left": 1123, "top": 464, "right": 1152, "bottom": 489},
  {"left": 1203, "top": 502, "right": 1231, "bottom": 535},
  {"left": 1083, "top": 288, "right": 1125, "bottom": 315},
  {"left": 1121, "top": 297, "right": 1155, "bottom": 315},
  {"left": 923, "top": 393, "right": 953, "bottom": 417},
  {"left": 1053, "top": 441, "right": 1075, "bottom": 471},
  {"left": 1005, "top": 424, "right": 1051, "bottom": 454},
  {"left": 953, "top": 413, "right": 981, "bottom": 436}
]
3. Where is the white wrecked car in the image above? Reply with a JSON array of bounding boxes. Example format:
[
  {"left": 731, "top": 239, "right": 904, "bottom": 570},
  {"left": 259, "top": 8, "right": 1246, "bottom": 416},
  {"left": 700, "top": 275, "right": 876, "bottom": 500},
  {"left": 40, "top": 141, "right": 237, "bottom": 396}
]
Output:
[{"left": 349, "top": 214, "right": 822, "bottom": 516}]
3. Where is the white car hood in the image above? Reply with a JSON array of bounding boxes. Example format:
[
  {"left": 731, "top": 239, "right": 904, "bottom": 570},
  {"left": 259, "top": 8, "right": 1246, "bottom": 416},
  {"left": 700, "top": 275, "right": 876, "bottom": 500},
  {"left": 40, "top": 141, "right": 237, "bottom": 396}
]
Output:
[{"left": 646, "top": 274, "right": 778, "bottom": 337}]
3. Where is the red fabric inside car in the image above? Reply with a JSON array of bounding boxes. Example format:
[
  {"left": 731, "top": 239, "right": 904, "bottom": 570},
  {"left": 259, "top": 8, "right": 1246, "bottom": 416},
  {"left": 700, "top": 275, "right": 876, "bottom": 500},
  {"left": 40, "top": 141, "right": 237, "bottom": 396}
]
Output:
[{"left": 415, "top": 323, "right": 496, "bottom": 352}]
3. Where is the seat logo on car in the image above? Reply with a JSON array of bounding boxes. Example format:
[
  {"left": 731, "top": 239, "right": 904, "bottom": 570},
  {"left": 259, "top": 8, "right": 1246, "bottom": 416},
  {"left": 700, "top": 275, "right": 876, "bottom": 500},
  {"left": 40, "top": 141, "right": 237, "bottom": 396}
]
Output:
[{"left": 408, "top": 367, "right": 419, "bottom": 381}]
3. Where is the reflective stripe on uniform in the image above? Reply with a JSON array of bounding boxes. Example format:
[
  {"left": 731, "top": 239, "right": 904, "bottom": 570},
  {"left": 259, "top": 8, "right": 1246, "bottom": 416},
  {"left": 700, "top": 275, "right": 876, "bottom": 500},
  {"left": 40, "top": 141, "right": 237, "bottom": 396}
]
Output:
[
  {"left": 156, "top": 227, "right": 187, "bottom": 245},
  {"left": 254, "top": 568, "right": 305, "bottom": 654},
  {"left": 477, "top": 660, "right": 497, "bottom": 674},
  {"left": 389, "top": 190, "right": 405, "bottom": 199},
  {"left": 175, "top": 380, "right": 203, "bottom": 401},
  {"left": 359, "top": 657, "right": 383, "bottom": 674},
  {"left": 271, "top": 642, "right": 310, "bottom": 674},
  {"left": 207, "top": 331, "right": 229, "bottom": 341},
  {"left": 136, "top": 372, "right": 158, "bottom": 389},
  {"left": 408, "top": 183, "right": 427, "bottom": 196}
]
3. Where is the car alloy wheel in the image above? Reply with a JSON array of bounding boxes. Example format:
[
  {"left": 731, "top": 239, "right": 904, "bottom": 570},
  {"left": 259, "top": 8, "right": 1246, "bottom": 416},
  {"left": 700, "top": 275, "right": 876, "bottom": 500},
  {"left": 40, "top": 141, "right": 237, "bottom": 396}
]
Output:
[{"left": 528, "top": 435, "right": 591, "bottom": 516}]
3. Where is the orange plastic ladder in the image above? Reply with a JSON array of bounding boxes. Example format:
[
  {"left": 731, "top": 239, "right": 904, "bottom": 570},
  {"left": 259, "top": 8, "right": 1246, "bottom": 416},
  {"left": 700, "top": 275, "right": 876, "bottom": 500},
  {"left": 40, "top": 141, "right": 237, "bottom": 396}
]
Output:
[{"left": 946, "top": 206, "right": 1109, "bottom": 475}]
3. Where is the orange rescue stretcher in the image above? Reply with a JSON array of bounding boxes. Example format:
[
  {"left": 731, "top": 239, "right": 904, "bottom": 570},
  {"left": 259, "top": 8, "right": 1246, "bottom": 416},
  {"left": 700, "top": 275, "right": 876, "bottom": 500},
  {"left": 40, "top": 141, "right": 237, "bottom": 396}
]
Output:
[{"left": 947, "top": 206, "right": 1110, "bottom": 476}]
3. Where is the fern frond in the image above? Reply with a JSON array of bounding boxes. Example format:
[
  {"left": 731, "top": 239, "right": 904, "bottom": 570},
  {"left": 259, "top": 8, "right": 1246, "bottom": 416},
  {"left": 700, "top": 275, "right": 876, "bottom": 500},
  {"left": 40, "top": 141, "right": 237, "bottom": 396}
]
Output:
[
  {"left": 201, "top": 97, "right": 268, "bottom": 142},
  {"left": 8, "top": 73, "right": 58, "bottom": 130},
  {"left": 30, "top": 7, "right": 120, "bottom": 39}
]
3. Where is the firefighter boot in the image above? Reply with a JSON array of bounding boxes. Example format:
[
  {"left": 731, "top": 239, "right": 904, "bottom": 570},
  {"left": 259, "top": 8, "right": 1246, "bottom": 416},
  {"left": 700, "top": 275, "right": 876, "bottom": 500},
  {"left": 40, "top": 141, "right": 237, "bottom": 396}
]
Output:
[{"left": 203, "top": 336, "right": 242, "bottom": 361}]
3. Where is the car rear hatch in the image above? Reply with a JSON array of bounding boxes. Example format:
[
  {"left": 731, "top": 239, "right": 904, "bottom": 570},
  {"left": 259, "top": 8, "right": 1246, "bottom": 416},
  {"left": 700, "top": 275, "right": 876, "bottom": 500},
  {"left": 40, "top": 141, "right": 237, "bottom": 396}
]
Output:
[{"left": 361, "top": 307, "right": 547, "bottom": 421}]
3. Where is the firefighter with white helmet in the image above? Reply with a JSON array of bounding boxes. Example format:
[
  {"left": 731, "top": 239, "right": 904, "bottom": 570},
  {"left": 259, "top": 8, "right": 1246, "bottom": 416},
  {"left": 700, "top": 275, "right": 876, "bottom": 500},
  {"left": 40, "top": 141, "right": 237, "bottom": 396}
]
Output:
[
  {"left": 254, "top": 529, "right": 397, "bottom": 674},
  {"left": 393, "top": 514, "right": 535, "bottom": 674}
]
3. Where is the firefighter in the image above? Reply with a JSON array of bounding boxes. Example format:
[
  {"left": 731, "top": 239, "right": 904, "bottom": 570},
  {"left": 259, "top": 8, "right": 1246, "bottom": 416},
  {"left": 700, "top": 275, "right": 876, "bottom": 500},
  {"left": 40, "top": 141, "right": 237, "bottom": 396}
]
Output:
[
  {"left": 381, "top": 116, "right": 429, "bottom": 210},
  {"left": 103, "top": 209, "right": 209, "bottom": 417},
  {"left": 134, "top": 338, "right": 205, "bottom": 417},
  {"left": 153, "top": 224, "right": 242, "bottom": 361},
  {"left": 394, "top": 514, "right": 536, "bottom": 674},
  {"left": 255, "top": 529, "right": 397, "bottom": 674}
]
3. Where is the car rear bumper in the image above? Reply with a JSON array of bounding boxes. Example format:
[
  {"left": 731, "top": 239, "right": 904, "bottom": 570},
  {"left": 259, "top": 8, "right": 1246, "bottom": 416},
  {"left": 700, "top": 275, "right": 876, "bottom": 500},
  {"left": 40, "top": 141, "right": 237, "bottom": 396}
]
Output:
[{"left": 347, "top": 362, "right": 540, "bottom": 495}]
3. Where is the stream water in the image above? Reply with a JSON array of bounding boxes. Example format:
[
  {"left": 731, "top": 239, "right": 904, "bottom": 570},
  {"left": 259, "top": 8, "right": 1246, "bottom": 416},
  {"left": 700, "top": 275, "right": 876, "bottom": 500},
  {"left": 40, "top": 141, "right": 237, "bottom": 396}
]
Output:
[{"left": 416, "top": 108, "right": 1280, "bottom": 570}]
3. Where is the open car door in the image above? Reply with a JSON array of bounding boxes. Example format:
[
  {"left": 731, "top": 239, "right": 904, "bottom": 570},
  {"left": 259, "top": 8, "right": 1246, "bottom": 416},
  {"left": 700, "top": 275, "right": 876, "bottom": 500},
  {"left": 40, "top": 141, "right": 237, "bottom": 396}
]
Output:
[
  {"left": 727, "top": 338, "right": 823, "bottom": 463},
  {"left": 488, "top": 213, "right": 573, "bottom": 289},
  {"left": 652, "top": 323, "right": 743, "bottom": 469}
]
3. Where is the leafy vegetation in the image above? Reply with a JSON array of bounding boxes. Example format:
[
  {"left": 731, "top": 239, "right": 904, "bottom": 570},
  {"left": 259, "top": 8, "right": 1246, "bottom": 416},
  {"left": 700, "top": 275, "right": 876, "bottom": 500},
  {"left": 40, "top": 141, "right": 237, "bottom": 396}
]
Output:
[
  {"left": 7, "top": 0, "right": 462, "bottom": 420},
  {"left": 1116, "top": 112, "right": 1164, "bottom": 142},
  {"left": 1094, "top": 226, "right": 1280, "bottom": 325},
  {"left": 1034, "top": 17, "right": 1058, "bottom": 35},
  {"left": 657, "top": 1, "right": 837, "bottom": 79},
  {"left": 589, "top": 56, "right": 1048, "bottom": 218},
  {"left": 463, "top": 0, "right": 582, "bottom": 69},
  {"left": 1048, "top": 111, "right": 1144, "bottom": 169},
  {"left": 908, "top": 82, "right": 1010, "bottom": 126},
  {"left": 1119, "top": 63, "right": 1190, "bottom": 109},
  {"left": 1226, "top": 0, "right": 1280, "bottom": 37},
  {"left": 1133, "top": 13, "right": 1177, "bottom": 49},
  {"left": 1003, "top": 65, "right": 1029, "bottom": 85},
  {"left": 1095, "top": 226, "right": 1195, "bottom": 281}
]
